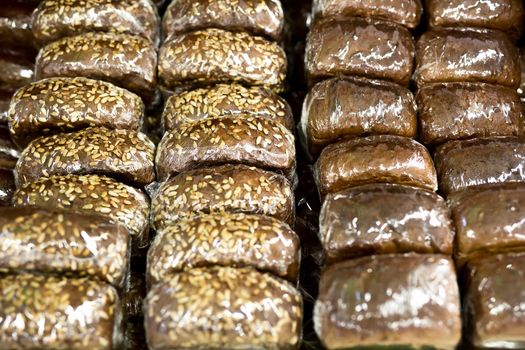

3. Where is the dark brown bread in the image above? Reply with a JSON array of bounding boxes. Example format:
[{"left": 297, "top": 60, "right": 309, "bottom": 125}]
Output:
[
  {"left": 520, "top": 46, "right": 525, "bottom": 101},
  {"left": 15, "top": 127, "right": 155, "bottom": 187},
  {"left": 147, "top": 213, "right": 300, "bottom": 285},
  {"left": 301, "top": 77, "right": 417, "bottom": 158},
  {"left": 0, "top": 1, "right": 36, "bottom": 50},
  {"left": 426, "top": 0, "right": 524, "bottom": 40},
  {"left": 163, "top": 0, "right": 284, "bottom": 42},
  {"left": 145, "top": 266, "right": 302, "bottom": 350},
  {"left": 465, "top": 253, "right": 525, "bottom": 347},
  {"left": 417, "top": 82, "right": 524, "bottom": 145},
  {"left": 0, "top": 50, "right": 34, "bottom": 93},
  {"left": 156, "top": 116, "right": 296, "bottom": 182},
  {"left": 0, "top": 91, "right": 10, "bottom": 125},
  {"left": 162, "top": 83, "right": 293, "bottom": 131},
  {"left": 151, "top": 164, "right": 295, "bottom": 230},
  {"left": 450, "top": 183, "right": 525, "bottom": 265},
  {"left": 316, "top": 135, "right": 437, "bottom": 197},
  {"left": 159, "top": 28, "right": 287, "bottom": 93},
  {"left": 0, "top": 273, "right": 122, "bottom": 350},
  {"left": 435, "top": 136, "right": 525, "bottom": 196},
  {"left": 0, "top": 169, "right": 15, "bottom": 206},
  {"left": 312, "top": 0, "right": 422, "bottom": 28},
  {"left": 0, "top": 207, "right": 129, "bottom": 287},
  {"left": 35, "top": 32, "right": 158, "bottom": 103},
  {"left": 315, "top": 254, "right": 461, "bottom": 349},
  {"left": 32, "top": 0, "right": 160, "bottom": 45},
  {"left": 320, "top": 184, "right": 453, "bottom": 262},
  {"left": 13, "top": 174, "right": 150, "bottom": 249},
  {"left": 0, "top": 126, "right": 19, "bottom": 170},
  {"left": 7, "top": 77, "right": 145, "bottom": 148},
  {"left": 414, "top": 28, "right": 521, "bottom": 88},
  {"left": 305, "top": 17, "right": 415, "bottom": 86}
]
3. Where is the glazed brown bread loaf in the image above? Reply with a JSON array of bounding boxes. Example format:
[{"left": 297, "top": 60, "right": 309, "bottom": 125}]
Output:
[
  {"left": 426, "top": 0, "right": 524, "bottom": 40},
  {"left": 0, "top": 1, "right": 36, "bottom": 50},
  {"left": 316, "top": 135, "right": 438, "bottom": 197},
  {"left": 163, "top": 0, "right": 284, "bottom": 42},
  {"left": 0, "top": 274, "right": 122, "bottom": 350},
  {"left": 151, "top": 164, "right": 295, "bottom": 230},
  {"left": 156, "top": 116, "right": 296, "bottom": 182},
  {"left": 450, "top": 183, "right": 525, "bottom": 265},
  {"left": 0, "top": 169, "right": 15, "bottom": 206},
  {"left": 35, "top": 32, "right": 158, "bottom": 103},
  {"left": 0, "top": 50, "right": 34, "bottom": 93},
  {"left": 8, "top": 77, "right": 145, "bottom": 148},
  {"left": 32, "top": 0, "right": 160, "bottom": 45},
  {"left": 320, "top": 184, "right": 453, "bottom": 263},
  {"left": 315, "top": 254, "right": 461, "bottom": 349},
  {"left": 305, "top": 17, "right": 415, "bottom": 86},
  {"left": 13, "top": 174, "right": 150, "bottom": 250},
  {"left": 465, "top": 253, "right": 525, "bottom": 348},
  {"left": 520, "top": 47, "right": 525, "bottom": 101},
  {"left": 147, "top": 213, "right": 300, "bottom": 286},
  {"left": 145, "top": 267, "right": 302, "bottom": 350},
  {"left": 0, "top": 126, "right": 19, "bottom": 171},
  {"left": 162, "top": 83, "right": 293, "bottom": 131},
  {"left": 301, "top": 77, "right": 417, "bottom": 158},
  {"left": 312, "top": 0, "right": 422, "bottom": 28},
  {"left": 435, "top": 136, "right": 525, "bottom": 196},
  {"left": 0, "top": 207, "right": 129, "bottom": 287},
  {"left": 159, "top": 28, "right": 287, "bottom": 93},
  {"left": 15, "top": 127, "right": 155, "bottom": 187},
  {"left": 417, "top": 82, "right": 524, "bottom": 145},
  {"left": 414, "top": 28, "right": 521, "bottom": 88}
]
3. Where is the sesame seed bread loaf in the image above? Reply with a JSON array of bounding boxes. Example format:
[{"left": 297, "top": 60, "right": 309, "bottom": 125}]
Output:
[
  {"left": 0, "top": 50, "right": 34, "bottom": 94},
  {"left": 159, "top": 28, "right": 287, "bottom": 93},
  {"left": 8, "top": 77, "right": 145, "bottom": 148},
  {"left": 435, "top": 136, "right": 525, "bottom": 196},
  {"left": 300, "top": 77, "right": 417, "bottom": 158},
  {"left": 151, "top": 164, "right": 295, "bottom": 230},
  {"left": 315, "top": 135, "right": 438, "bottom": 197},
  {"left": 0, "top": 1, "right": 37, "bottom": 50},
  {"left": 32, "top": 0, "right": 160, "bottom": 45},
  {"left": 156, "top": 116, "right": 296, "bottom": 182},
  {"left": 144, "top": 266, "right": 303, "bottom": 350},
  {"left": 162, "top": 83, "right": 294, "bottom": 131},
  {"left": 414, "top": 28, "right": 521, "bottom": 89},
  {"left": 35, "top": 32, "right": 158, "bottom": 103},
  {"left": 162, "top": 0, "right": 284, "bottom": 42},
  {"left": 0, "top": 273, "right": 122, "bottom": 350},
  {"left": 0, "top": 126, "right": 19, "bottom": 171},
  {"left": 319, "top": 184, "right": 453, "bottom": 263},
  {"left": 15, "top": 127, "right": 155, "bottom": 187},
  {"left": 312, "top": 0, "right": 422, "bottom": 28},
  {"left": 0, "top": 169, "right": 15, "bottom": 206},
  {"left": 147, "top": 213, "right": 300, "bottom": 286},
  {"left": 0, "top": 207, "right": 130, "bottom": 287},
  {"left": 13, "top": 174, "right": 150, "bottom": 251},
  {"left": 417, "top": 82, "right": 524, "bottom": 145},
  {"left": 305, "top": 17, "right": 415, "bottom": 86}
]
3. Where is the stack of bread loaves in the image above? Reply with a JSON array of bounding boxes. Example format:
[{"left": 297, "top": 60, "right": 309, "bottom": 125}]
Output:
[
  {"left": 145, "top": 1, "right": 303, "bottom": 349},
  {"left": 418, "top": 1, "right": 525, "bottom": 348},
  {"left": 1, "top": 0, "right": 161, "bottom": 348},
  {"left": 302, "top": 1, "right": 463, "bottom": 349},
  {"left": 0, "top": 0, "right": 38, "bottom": 206}
]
